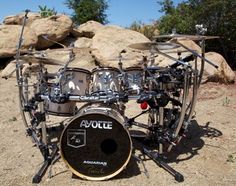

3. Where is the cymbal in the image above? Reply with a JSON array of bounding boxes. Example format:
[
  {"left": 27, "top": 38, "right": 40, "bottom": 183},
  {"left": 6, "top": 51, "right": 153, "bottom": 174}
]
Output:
[
  {"left": 18, "top": 55, "right": 64, "bottom": 66},
  {"left": 107, "top": 57, "right": 134, "bottom": 61},
  {"left": 128, "top": 42, "right": 180, "bottom": 51},
  {"left": 155, "top": 34, "right": 219, "bottom": 41}
]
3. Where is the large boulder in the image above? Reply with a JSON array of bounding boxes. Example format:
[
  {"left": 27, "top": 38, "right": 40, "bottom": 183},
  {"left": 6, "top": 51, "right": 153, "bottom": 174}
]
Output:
[
  {"left": 0, "top": 60, "right": 41, "bottom": 78},
  {"left": 0, "top": 25, "right": 38, "bottom": 58},
  {"left": 71, "top": 21, "right": 104, "bottom": 38},
  {"left": 74, "top": 37, "right": 92, "bottom": 48},
  {"left": 0, "top": 61, "right": 16, "bottom": 78},
  {"left": 30, "top": 15, "right": 73, "bottom": 49},
  {"left": 200, "top": 52, "right": 235, "bottom": 83},
  {"left": 3, "top": 12, "right": 41, "bottom": 26},
  {"left": 61, "top": 37, "right": 77, "bottom": 47},
  {"left": 92, "top": 25, "right": 150, "bottom": 68}
]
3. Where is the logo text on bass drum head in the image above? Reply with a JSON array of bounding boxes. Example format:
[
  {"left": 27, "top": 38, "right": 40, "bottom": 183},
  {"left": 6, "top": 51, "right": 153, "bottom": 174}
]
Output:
[{"left": 80, "top": 120, "right": 112, "bottom": 129}]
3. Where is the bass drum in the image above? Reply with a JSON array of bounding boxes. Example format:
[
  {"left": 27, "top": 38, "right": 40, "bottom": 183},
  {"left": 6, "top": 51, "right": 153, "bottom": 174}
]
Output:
[{"left": 60, "top": 104, "right": 132, "bottom": 180}]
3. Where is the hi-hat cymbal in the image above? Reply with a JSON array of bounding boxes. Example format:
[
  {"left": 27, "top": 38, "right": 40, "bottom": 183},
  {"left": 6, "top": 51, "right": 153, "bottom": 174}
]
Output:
[
  {"left": 17, "top": 55, "right": 64, "bottom": 66},
  {"left": 128, "top": 42, "right": 180, "bottom": 51},
  {"left": 155, "top": 34, "right": 219, "bottom": 41}
]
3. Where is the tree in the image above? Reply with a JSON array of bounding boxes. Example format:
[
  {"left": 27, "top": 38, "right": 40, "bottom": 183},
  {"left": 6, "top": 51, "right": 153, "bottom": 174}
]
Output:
[
  {"left": 38, "top": 5, "right": 57, "bottom": 18},
  {"left": 129, "top": 21, "right": 159, "bottom": 40},
  {"left": 65, "top": 0, "right": 109, "bottom": 25},
  {"left": 157, "top": 0, "right": 236, "bottom": 68}
]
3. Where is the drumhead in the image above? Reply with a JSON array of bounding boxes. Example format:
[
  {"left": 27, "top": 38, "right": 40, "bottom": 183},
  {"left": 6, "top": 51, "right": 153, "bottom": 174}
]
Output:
[{"left": 60, "top": 107, "right": 132, "bottom": 180}]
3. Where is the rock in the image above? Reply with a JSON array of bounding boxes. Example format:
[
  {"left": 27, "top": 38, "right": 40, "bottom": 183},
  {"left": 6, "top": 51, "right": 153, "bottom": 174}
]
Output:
[
  {"left": 30, "top": 15, "right": 73, "bottom": 49},
  {"left": 92, "top": 25, "right": 150, "bottom": 68},
  {"left": 3, "top": 12, "right": 41, "bottom": 26},
  {"left": 201, "top": 52, "right": 235, "bottom": 83},
  {"left": 61, "top": 37, "right": 77, "bottom": 47},
  {"left": 0, "top": 60, "right": 42, "bottom": 78},
  {"left": 176, "top": 39, "right": 201, "bottom": 53},
  {"left": 0, "top": 25, "right": 38, "bottom": 58},
  {"left": 74, "top": 37, "right": 92, "bottom": 48},
  {"left": 71, "top": 21, "right": 104, "bottom": 38},
  {"left": 0, "top": 61, "right": 16, "bottom": 78}
]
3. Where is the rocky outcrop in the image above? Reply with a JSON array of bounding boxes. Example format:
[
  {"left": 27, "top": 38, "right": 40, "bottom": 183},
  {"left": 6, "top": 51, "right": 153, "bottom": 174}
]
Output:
[
  {"left": 30, "top": 15, "right": 73, "bottom": 49},
  {"left": 44, "top": 48, "right": 98, "bottom": 71},
  {"left": 92, "top": 25, "right": 150, "bottom": 68},
  {"left": 71, "top": 21, "right": 104, "bottom": 38},
  {"left": 0, "top": 25, "right": 38, "bottom": 58},
  {"left": 3, "top": 12, "right": 41, "bottom": 26},
  {"left": 74, "top": 37, "right": 92, "bottom": 48},
  {"left": 0, "top": 61, "right": 16, "bottom": 78},
  {"left": 0, "top": 13, "right": 235, "bottom": 84},
  {"left": 201, "top": 52, "right": 235, "bottom": 83}
]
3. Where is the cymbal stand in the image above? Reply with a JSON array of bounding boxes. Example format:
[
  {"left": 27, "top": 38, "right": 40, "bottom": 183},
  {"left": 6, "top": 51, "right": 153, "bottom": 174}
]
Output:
[
  {"left": 143, "top": 147, "right": 184, "bottom": 182},
  {"left": 175, "top": 41, "right": 218, "bottom": 69},
  {"left": 117, "top": 50, "right": 128, "bottom": 90},
  {"left": 15, "top": 10, "right": 30, "bottom": 129}
]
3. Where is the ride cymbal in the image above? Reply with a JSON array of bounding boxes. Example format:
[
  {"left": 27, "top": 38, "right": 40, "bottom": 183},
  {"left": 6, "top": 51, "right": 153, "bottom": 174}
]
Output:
[
  {"left": 18, "top": 55, "right": 64, "bottom": 66},
  {"left": 128, "top": 42, "right": 180, "bottom": 51},
  {"left": 155, "top": 34, "right": 219, "bottom": 41}
]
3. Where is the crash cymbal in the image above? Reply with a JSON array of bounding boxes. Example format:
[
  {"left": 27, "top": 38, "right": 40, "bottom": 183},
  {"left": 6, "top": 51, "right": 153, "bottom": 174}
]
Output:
[
  {"left": 155, "top": 34, "right": 219, "bottom": 41},
  {"left": 128, "top": 42, "right": 180, "bottom": 51},
  {"left": 18, "top": 55, "right": 64, "bottom": 66}
]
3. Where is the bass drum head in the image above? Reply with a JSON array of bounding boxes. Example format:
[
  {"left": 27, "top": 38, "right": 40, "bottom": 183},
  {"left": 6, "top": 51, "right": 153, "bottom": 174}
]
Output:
[{"left": 60, "top": 110, "right": 132, "bottom": 180}]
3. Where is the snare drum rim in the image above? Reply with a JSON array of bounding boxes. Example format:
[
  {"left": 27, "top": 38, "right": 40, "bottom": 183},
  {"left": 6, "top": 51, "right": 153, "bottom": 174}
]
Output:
[{"left": 60, "top": 106, "right": 132, "bottom": 181}]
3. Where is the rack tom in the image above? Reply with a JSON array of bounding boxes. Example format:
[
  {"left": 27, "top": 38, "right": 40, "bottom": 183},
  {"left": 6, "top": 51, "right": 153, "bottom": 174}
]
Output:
[
  {"left": 61, "top": 68, "right": 91, "bottom": 96},
  {"left": 125, "top": 67, "right": 143, "bottom": 95},
  {"left": 90, "top": 67, "right": 120, "bottom": 94}
]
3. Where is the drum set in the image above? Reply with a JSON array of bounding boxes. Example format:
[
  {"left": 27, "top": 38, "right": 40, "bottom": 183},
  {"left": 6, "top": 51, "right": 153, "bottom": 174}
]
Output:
[{"left": 14, "top": 11, "right": 219, "bottom": 183}]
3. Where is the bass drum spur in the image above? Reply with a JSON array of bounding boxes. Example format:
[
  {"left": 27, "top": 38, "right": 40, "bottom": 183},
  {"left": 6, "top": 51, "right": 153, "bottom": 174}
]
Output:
[{"left": 60, "top": 104, "right": 132, "bottom": 180}]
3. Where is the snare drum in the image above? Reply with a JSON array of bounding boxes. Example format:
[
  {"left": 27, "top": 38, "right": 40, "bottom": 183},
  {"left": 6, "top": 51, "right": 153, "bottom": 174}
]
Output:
[
  {"left": 90, "top": 67, "right": 120, "bottom": 94},
  {"left": 60, "top": 68, "right": 91, "bottom": 95},
  {"left": 125, "top": 67, "right": 143, "bottom": 95}
]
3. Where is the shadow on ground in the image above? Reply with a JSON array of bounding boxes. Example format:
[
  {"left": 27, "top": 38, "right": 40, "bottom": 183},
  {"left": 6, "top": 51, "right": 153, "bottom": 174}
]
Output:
[{"left": 166, "top": 120, "right": 223, "bottom": 163}]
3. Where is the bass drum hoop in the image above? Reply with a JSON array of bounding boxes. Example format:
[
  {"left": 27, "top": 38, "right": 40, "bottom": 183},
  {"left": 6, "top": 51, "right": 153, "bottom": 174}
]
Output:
[{"left": 60, "top": 104, "right": 132, "bottom": 181}]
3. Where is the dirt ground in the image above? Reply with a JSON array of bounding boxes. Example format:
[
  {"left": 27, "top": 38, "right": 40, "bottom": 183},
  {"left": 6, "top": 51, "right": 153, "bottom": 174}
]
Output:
[{"left": 0, "top": 77, "right": 236, "bottom": 186}]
